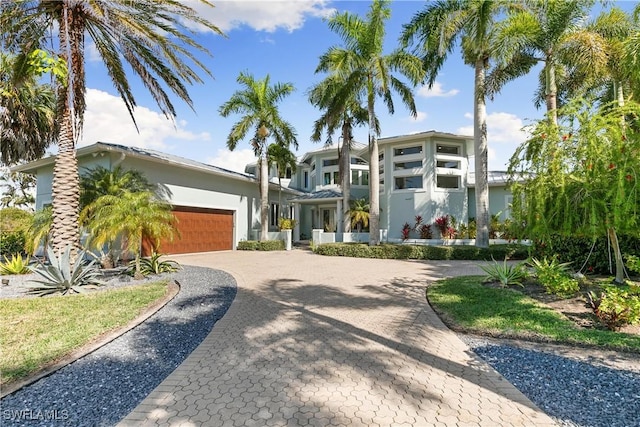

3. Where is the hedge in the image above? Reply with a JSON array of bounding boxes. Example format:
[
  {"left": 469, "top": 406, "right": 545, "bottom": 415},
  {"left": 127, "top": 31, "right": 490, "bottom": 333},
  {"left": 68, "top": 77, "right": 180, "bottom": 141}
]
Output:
[
  {"left": 237, "top": 240, "right": 285, "bottom": 251},
  {"left": 313, "top": 243, "right": 529, "bottom": 260}
]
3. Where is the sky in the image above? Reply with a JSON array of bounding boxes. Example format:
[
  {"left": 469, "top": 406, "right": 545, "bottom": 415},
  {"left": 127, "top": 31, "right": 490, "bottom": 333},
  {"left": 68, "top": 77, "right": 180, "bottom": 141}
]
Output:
[{"left": 71, "top": 0, "right": 636, "bottom": 174}]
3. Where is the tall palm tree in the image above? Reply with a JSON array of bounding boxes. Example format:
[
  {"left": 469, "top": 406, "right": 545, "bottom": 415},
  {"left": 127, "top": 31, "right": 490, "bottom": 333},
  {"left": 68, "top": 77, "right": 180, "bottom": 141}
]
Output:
[
  {"left": 317, "top": 0, "right": 424, "bottom": 245},
  {"left": 267, "top": 143, "right": 298, "bottom": 221},
  {"left": 219, "top": 72, "right": 298, "bottom": 241},
  {"left": 0, "top": 52, "right": 56, "bottom": 166},
  {"left": 308, "top": 74, "right": 374, "bottom": 233},
  {"left": 81, "top": 191, "right": 176, "bottom": 278},
  {"left": 1, "top": 0, "right": 221, "bottom": 257},
  {"left": 401, "top": 0, "right": 527, "bottom": 248},
  {"left": 348, "top": 198, "right": 370, "bottom": 233},
  {"left": 493, "top": 0, "right": 595, "bottom": 125}
]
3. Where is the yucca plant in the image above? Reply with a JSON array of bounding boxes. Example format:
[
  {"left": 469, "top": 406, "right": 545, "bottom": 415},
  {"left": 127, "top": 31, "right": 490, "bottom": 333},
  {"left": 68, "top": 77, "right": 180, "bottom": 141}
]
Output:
[
  {"left": 132, "top": 251, "right": 181, "bottom": 277},
  {"left": 0, "top": 253, "right": 32, "bottom": 275},
  {"left": 479, "top": 257, "right": 527, "bottom": 288},
  {"left": 27, "top": 246, "right": 105, "bottom": 296}
]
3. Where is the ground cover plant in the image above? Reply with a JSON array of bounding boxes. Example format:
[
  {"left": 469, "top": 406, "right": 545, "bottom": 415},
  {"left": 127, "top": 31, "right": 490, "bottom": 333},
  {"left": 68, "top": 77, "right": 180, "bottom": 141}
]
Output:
[
  {"left": 0, "top": 281, "right": 169, "bottom": 385},
  {"left": 427, "top": 276, "right": 640, "bottom": 352}
]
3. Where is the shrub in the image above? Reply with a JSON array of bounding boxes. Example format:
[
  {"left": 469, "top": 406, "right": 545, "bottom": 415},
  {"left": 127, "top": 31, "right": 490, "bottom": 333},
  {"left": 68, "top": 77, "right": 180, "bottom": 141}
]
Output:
[
  {"left": 0, "top": 230, "right": 26, "bottom": 256},
  {"left": 434, "top": 215, "right": 449, "bottom": 238},
  {"left": 0, "top": 253, "right": 32, "bottom": 275},
  {"left": 479, "top": 257, "right": 528, "bottom": 288},
  {"left": 529, "top": 257, "right": 580, "bottom": 297},
  {"left": 626, "top": 254, "right": 640, "bottom": 274},
  {"left": 278, "top": 218, "right": 296, "bottom": 230},
  {"left": 27, "top": 246, "right": 105, "bottom": 296},
  {"left": 588, "top": 284, "right": 640, "bottom": 331},
  {"left": 418, "top": 224, "right": 432, "bottom": 239},
  {"left": 401, "top": 223, "right": 412, "bottom": 240},
  {"left": 132, "top": 251, "right": 181, "bottom": 276},
  {"left": 237, "top": 240, "right": 285, "bottom": 251}
]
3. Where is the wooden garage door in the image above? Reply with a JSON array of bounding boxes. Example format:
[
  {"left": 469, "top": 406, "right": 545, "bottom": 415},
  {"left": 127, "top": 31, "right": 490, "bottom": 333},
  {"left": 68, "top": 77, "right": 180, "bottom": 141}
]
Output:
[{"left": 145, "top": 206, "right": 233, "bottom": 255}]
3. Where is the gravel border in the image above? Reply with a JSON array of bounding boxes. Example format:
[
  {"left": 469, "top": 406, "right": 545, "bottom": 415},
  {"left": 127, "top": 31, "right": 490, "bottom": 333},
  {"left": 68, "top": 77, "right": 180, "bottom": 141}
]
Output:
[
  {"left": 461, "top": 335, "right": 640, "bottom": 427},
  {"left": 0, "top": 265, "right": 237, "bottom": 427}
]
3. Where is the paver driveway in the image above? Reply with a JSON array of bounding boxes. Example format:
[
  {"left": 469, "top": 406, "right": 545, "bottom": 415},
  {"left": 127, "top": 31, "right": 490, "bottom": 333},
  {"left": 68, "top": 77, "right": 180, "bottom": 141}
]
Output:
[{"left": 119, "top": 250, "right": 556, "bottom": 426}]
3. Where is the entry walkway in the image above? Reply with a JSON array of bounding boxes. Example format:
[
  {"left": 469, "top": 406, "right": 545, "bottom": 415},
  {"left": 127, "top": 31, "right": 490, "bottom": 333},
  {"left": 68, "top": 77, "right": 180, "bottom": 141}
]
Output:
[{"left": 119, "top": 251, "right": 556, "bottom": 426}]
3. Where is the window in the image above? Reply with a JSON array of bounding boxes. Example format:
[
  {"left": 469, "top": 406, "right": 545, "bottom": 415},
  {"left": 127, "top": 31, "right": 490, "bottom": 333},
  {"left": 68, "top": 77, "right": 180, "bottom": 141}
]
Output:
[
  {"left": 311, "top": 163, "right": 316, "bottom": 171},
  {"left": 394, "top": 176, "right": 422, "bottom": 190},
  {"left": 333, "top": 171, "right": 339, "bottom": 184},
  {"left": 436, "top": 144, "right": 460, "bottom": 155},
  {"left": 323, "top": 172, "right": 331, "bottom": 185},
  {"left": 351, "top": 157, "right": 367, "bottom": 165},
  {"left": 362, "top": 171, "right": 369, "bottom": 185},
  {"left": 394, "top": 145, "right": 422, "bottom": 156},
  {"left": 285, "top": 167, "right": 292, "bottom": 179},
  {"left": 304, "top": 171, "right": 309, "bottom": 188},
  {"left": 351, "top": 170, "right": 359, "bottom": 185},
  {"left": 437, "top": 160, "right": 461, "bottom": 169},
  {"left": 394, "top": 160, "right": 422, "bottom": 170},
  {"left": 323, "top": 158, "right": 339, "bottom": 167},
  {"left": 436, "top": 175, "right": 460, "bottom": 189},
  {"left": 270, "top": 203, "right": 279, "bottom": 226}
]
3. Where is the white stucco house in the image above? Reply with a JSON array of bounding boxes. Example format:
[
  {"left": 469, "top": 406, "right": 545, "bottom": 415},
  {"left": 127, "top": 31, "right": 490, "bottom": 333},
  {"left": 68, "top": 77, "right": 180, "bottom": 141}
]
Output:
[{"left": 13, "top": 130, "right": 515, "bottom": 254}]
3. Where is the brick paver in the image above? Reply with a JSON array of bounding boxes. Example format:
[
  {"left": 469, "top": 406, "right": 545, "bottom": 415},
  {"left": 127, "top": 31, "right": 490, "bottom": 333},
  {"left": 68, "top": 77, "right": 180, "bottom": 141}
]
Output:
[{"left": 119, "top": 250, "right": 557, "bottom": 426}]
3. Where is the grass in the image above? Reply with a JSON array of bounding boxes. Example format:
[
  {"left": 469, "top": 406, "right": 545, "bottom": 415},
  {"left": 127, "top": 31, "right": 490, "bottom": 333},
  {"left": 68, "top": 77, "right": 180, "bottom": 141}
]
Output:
[
  {"left": 427, "top": 276, "right": 640, "bottom": 353},
  {"left": 0, "top": 282, "right": 170, "bottom": 385}
]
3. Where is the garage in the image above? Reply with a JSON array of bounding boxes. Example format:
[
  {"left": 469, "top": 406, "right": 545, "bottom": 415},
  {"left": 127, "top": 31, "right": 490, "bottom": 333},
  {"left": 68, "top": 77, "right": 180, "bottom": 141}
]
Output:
[{"left": 145, "top": 206, "right": 234, "bottom": 255}]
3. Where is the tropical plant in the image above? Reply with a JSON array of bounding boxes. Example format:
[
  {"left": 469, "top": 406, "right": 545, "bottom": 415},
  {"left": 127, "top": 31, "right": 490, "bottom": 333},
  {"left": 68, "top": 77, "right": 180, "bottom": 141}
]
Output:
[
  {"left": 278, "top": 217, "right": 297, "bottom": 230},
  {"left": 24, "top": 205, "right": 52, "bottom": 255},
  {"left": 0, "top": 51, "right": 57, "bottom": 166},
  {"left": 81, "top": 191, "right": 177, "bottom": 279},
  {"left": 219, "top": 72, "right": 298, "bottom": 241},
  {"left": 1, "top": 170, "right": 36, "bottom": 209},
  {"left": 1, "top": 1, "right": 221, "bottom": 256},
  {"left": 27, "top": 246, "right": 105, "bottom": 296},
  {"left": 588, "top": 284, "right": 640, "bottom": 331},
  {"left": 509, "top": 99, "right": 640, "bottom": 283},
  {"left": 401, "top": 0, "right": 535, "bottom": 248},
  {"left": 479, "top": 257, "right": 528, "bottom": 288},
  {"left": 132, "top": 251, "right": 180, "bottom": 277},
  {"left": 529, "top": 257, "right": 580, "bottom": 297},
  {"left": 348, "top": 198, "right": 370, "bottom": 233},
  {"left": 267, "top": 143, "right": 298, "bottom": 221},
  {"left": 318, "top": 0, "right": 424, "bottom": 245},
  {"left": 434, "top": 215, "right": 450, "bottom": 238},
  {"left": 0, "top": 253, "right": 31, "bottom": 275},
  {"left": 626, "top": 255, "right": 640, "bottom": 274}
]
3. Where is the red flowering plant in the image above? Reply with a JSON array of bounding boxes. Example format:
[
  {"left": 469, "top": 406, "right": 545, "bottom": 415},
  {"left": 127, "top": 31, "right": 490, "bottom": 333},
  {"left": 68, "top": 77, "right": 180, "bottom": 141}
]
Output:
[{"left": 434, "top": 215, "right": 450, "bottom": 238}]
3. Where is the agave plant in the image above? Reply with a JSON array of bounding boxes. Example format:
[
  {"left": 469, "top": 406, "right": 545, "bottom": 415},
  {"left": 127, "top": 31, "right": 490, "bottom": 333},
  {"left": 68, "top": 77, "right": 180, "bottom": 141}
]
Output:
[
  {"left": 131, "top": 251, "right": 181, "bottom": 277},
  {"left": 27, "top": 246, "right": 105, "bottom": 296},
  {"left": 479, "top": 257, "right": 527, "bottom": 288},
  {"left": 0, "top": 253, "right": 32, "bottom": 275}
]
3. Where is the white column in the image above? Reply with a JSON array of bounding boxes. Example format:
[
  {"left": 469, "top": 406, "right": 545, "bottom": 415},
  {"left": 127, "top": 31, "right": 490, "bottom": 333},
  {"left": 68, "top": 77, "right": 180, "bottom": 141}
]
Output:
[
  {"left": 293, "top": 203, "right": 300, "bottom": 241},
  {"left": 336, "top": 199, "right": 343, "bottom": 234}
]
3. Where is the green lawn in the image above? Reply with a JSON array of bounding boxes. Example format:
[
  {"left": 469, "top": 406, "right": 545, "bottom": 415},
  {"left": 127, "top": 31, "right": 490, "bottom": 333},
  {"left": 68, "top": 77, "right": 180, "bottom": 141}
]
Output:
[
  {"left": 427, "top": 276, "right": 640, "bottom": 353},
  {"left": 0, "top": 282, "right": 169, "bottom": 385}
]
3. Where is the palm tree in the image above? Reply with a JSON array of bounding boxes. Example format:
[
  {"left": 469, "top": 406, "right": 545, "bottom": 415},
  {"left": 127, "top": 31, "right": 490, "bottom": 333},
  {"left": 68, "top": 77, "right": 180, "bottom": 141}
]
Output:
[
  {"left": 317, "top": 0, "right": 424, "bottom": 245},
  {"left": 0, "top": 52, "right": 56, "bottom": 166},
  {"left": 81, "top": 191, "right": 177, "bottom": 279},
  {"left": 1, "top": 1, "right": 221, "bottom": 257},
  {"left": 267, "top": 143, "right": 298, "bottom": 221},
  {"left": 493, "top": 0, "right": 595, "bottom": 125},
  {"left": 401, "top": 0, "right": 526, "bottom": 248},
  {"left": 308, "top": 74, "right": 374, "bottom": 234},
  {"left": 348, "top": 198, "right": 370, "bottom": 233},
  {"left": 219, "top": 72, "right": 298, "bottom": 241}
]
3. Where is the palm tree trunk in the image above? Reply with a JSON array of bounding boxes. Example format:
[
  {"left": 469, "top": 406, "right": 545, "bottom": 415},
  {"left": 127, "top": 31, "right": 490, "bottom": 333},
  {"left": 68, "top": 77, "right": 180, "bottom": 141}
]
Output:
[
  {"left": 259, "top": 153, "right": 269, "bottom": 241},
  {"left": 51, "top": 103, "right": 80, "bottom": 258},
  {"left": 615, "top": 81, "right": 625, "bottom": 107},
  {"left": 474, "top": 58, "right": 490, "bottom": 248},
  {"left": 545, "top": 58, "right": 558, "bottom": 126},
  {"left": 341, "top": 121, "right": 351, "bottom": 233},
  {"left": 608, "top": 227, "right": 625, "bottom": 284},
  {"left": 367, "top": 91, "right": 380, "bottom": 246}
]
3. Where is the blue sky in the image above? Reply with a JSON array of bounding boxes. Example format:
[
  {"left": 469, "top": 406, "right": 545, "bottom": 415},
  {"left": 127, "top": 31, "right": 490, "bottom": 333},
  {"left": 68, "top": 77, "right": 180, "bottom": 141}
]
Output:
[{"left": 76, "top": 0, "right": 635, "bottom": 173}]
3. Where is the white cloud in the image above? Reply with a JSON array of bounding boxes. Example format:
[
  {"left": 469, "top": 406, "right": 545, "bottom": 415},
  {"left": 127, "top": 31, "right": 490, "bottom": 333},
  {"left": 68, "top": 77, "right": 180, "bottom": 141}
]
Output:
[
  {"left": 403, "top": 111, "right": 428, "bottom": 123},
  {"left": 457, "top": 111, "right": 528, "bottom": 169},
  {"left": 417, "top": 82, "right": 460, "bottom": 98},
  {"left": 78, "top": 88, "right": 210, "bottom": 150},
  {"left": 182, "top": 0, "right": 335, "bottom": 33},
  {"left": 207, "top": 148, "right": 257, "bottom": 173}
]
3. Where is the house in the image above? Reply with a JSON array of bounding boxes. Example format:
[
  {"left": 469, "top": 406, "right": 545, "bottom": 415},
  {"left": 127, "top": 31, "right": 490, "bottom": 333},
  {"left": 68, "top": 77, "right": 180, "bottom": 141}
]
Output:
[
  {"left": 12, "top": 142, "right": 302, "bottom": 254},
  {"left": 13, "top": 130, "right": 514, "bottom": 254}
]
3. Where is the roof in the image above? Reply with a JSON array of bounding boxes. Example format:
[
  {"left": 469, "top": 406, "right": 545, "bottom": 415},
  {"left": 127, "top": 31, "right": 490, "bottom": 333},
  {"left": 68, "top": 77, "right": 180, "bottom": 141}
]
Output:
[
  {"left": 11, "top": 142, "right": 304, "bottom": 195},
  {"left": 288, "top": 189, "right": 343, "bottom": 203},
  {"left": 467, "top": 171, "right": 523, "bottom": 187},
  {"left": 299, "top": 141, "right": 367, "bottom": 164},
  {"left": 378, "top": 130, "right": 472, "bottom": 144}
]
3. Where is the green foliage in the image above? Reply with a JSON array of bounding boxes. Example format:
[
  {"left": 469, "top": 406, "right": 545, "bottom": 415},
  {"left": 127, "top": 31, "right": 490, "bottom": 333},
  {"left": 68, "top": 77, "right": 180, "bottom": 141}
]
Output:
[
  {"left": 0, "top": 230, "right": 26, "bottom": 256},
  {"left": 237, "top": 240, "right": 285, "bottom": 251},
  {"left": 532, "top": 234, "right": 640, "bottom": 275},
  {"left": 313, "top": 243, "right": 529, "bottom": 261},
  {"left": 588, "top": 284, "right": 640, "bottom": 331},
  {"left": 529, "top": 257, "right": 580, "bottom": 297},
  {"left": 278, "top": 218, "right": 296, "bottom": 230},
  {"left": 348, "top": 198, "right": 370, "bottom": 232},
  {"left": 27, "top": 246, "right": 105, "bottom": 296},
  {"left": 479, "top": 258, "right": 528, "bottom": 288},
  {"left": 132, "top": 252, "right": 181, "bottom": 277},
  {"left": 26, "top": 49, "right": 67, "bottom": 83},
  {"left": 0, "top": 253, "right": 31, "bottom": 275},
  {"left": 24, "top": 206, "right": 52, "bottom": 255},
  {"left": 0, "top": 207, "right": 32, "bottom": 256},
  {"left": 626, "top": 254, "right": 640, "bottom": 274}
]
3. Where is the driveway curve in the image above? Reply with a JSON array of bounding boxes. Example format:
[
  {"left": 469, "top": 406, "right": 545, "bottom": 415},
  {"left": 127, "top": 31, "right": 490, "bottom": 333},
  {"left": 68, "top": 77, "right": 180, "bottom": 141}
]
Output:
[{"left": 120, "top": 250, "right": 556, "bottom": 426}]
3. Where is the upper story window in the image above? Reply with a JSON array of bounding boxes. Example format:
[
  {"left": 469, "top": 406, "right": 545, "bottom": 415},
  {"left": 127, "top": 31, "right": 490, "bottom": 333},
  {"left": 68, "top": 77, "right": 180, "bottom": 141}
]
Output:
[
  {"left": 303, "top": 171, "right": 309, "bottom": 188},
  {"left": 323, "top": 172, "right": 331, "bottom": 185},
  {"left": 436, "top": 175, "right": 460, "bottom": 189},
  {"left": 394, "top": 160, "right": 422, "bottom": 170},
  {"left": 361, "top": 171, "right": 369, "bottom": 185},
  {"left": 311, "top": 163, "right": 316, "bottom": 171},
  {"left": 394, "top": 145, "right": 422, "bottom": 156},
  {"left": 323, "top": 158, "right": 339, "bottom": 167},
  {"left": 285, "top": 167, "right": 292, "bottom": 179},
  {"left": 436, "top": 160, "right": 461, "bottom": 169},
  {"left": 351, "top": 157, "right": 367, "bottom": 165},
  {"left": 436, "top": 144, "right": 460, "bottom": 155},
  {"left": 394, "top": 176, "right": 422, "bottom": 190}
]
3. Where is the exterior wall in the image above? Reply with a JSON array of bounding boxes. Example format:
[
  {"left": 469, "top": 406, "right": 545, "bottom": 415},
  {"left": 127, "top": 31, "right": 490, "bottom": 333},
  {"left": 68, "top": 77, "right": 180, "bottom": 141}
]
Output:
[{"left": 468, "top": 186, "right": 513, "bottom": 221}]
